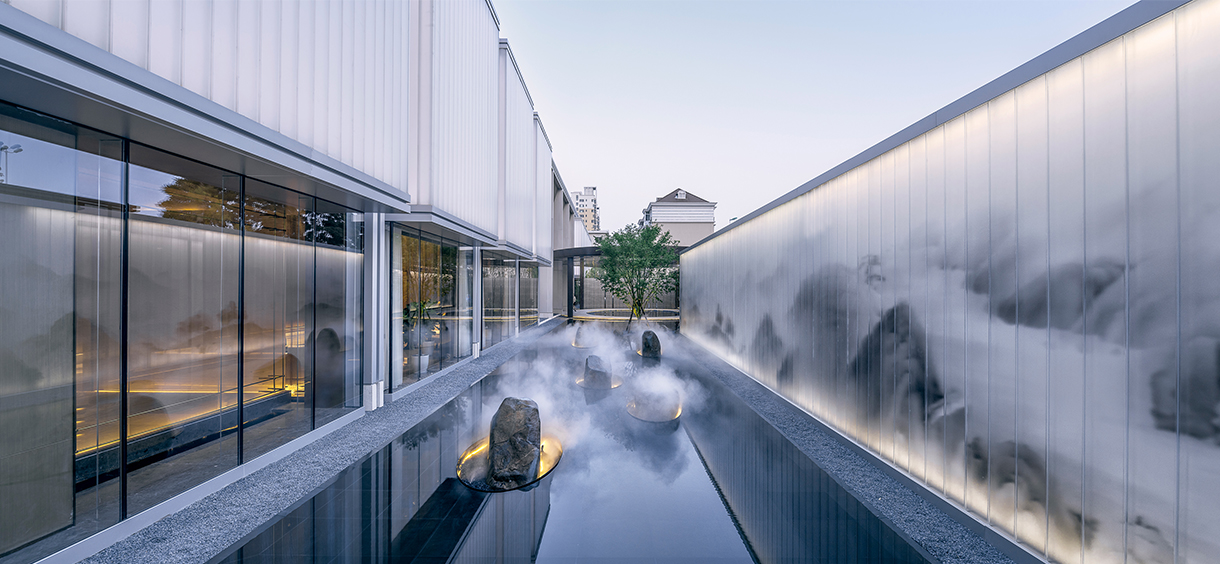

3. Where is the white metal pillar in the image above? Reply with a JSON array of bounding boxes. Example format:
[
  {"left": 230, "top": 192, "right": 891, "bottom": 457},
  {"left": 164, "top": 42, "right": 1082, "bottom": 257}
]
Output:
[{"left": 362, "top": 212, "right": 387, "bottom": 410}]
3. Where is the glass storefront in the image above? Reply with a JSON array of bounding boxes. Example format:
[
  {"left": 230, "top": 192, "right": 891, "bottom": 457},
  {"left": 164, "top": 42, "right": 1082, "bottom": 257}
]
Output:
[
  {"left": 481, "top": 255, "right": 517, "bottom": 349},
  {"left": 0, "top": 101, "right": 364, "bottom": 561},
  {"left": 519, "top": 261, "right": 539, "bottom": 330},
  {"left": 389, "top": 227, "right": 475, "bottom": 391}
]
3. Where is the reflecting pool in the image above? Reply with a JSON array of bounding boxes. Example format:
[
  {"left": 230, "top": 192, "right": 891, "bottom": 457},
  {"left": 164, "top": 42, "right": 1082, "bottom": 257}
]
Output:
[{"left": 209, "top": 323, "right": 932, "bottom": 564}]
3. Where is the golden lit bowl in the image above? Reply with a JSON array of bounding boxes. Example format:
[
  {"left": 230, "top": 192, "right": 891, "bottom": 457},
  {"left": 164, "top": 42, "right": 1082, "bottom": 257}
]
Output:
[
  {"left": 456, "top": 435, "right": 563, "bottom": 493},
  {"left": 626, "top": 399, "right": 682, "bottom": 423},
  {"left": 574, "top": 374, "right": 623, "bottom": 390}
]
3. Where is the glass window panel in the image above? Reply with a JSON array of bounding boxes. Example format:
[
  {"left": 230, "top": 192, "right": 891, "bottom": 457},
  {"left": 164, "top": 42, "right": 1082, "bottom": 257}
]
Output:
[
  {"left": 388, "top": 225, "right": 405, "bottom": 392},
  {"left": 438, "top": 240, "right": 458, "bottom": 370},
  {"left": 418, "top": 234, "right": 442, "bottom": 377},
  {"left": 482, "top": 254, "right": 514, "bottom": 348},
  {"left": 70, "top": 128, "right": 125, "bottom": 550},
  {"left": 126, "top": 143, "right": 241, "bottom": 515},
  {"left": 457, "top": 247, "right": 475, "bottom": 360},
  {"left": 241, "top": 179, "right": 315, "bottom": 461},
  {"left": 519, "top": 262, "right": 539, "bottom": 331},
  {"left": 0, "top": 103, "right": 122, "bottom": 557},
  {"left": 400, "top": 227, "right": 422, "bottom": 387},
  {"left": 313, "top": 198, "right": 363, "bottom": 427}
]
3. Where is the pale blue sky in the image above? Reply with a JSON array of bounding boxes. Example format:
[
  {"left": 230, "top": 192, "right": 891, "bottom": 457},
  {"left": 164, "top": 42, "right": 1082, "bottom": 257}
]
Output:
[{"left": 494, "top": 0, "right": 1136, "bottom": 233}]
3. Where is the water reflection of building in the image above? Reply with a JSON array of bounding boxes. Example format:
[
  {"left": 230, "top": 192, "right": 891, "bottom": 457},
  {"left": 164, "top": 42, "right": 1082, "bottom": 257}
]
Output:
[
  {"left": 214, "top": 384, "right": 551, "bottom": 564},
  {"left": 0, "top": 0, "right": 589, "bottom": 561},
  {"left": 685, "top": 372, "right": 932, "bottom": 564}
]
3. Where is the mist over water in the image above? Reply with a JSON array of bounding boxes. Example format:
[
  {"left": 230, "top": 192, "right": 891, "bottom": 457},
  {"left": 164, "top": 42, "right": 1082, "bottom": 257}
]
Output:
[{"left": 481, "top": 323, "right": 708, "bottom": 462}]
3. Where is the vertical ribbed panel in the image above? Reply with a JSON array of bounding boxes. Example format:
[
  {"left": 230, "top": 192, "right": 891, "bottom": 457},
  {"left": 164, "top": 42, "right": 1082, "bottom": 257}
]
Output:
[
  {"left": 681, "top": 4, "right": 1220, "bottom": 563},
  {"left": 431, "top": 0, "right": 499, "bottom": 235},
  {"left": 9, "top": 0, "right": 412, "bottom": 198},
  {"left": 501, "top": 46, "right": 534, "bottom": 249},
  {"left": 574, "top": 221, "right": 592, "bottom": 247},
  {"left": 535, "top": 120, "right": 552, "bottom": 258}
]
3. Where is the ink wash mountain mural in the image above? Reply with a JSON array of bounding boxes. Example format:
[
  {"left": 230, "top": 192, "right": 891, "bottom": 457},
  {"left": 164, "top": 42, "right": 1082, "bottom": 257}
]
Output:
[{"left": 682, "top": 6, "right": 1220, "bottom": 563}]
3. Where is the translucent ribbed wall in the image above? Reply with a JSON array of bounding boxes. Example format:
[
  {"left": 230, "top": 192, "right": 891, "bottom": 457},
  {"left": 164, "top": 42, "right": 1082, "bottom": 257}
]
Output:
[
  {"left": 682, "top": 3, "right": 1220, "bottom": 563},
  {"left": 574, "top": 220, "right": 592, "bottom": 248},
  {"left": 536, "top": 123, "right": 553, "bottom": 258},
  {"left": 501, "top": 46, "right": 535, "bottom": 250},
  {"left": 8, "top": 0, "right": 410, "bottom": 194},
  {"left": 430, "top": 0, "right": 499, "bottom": 236}
]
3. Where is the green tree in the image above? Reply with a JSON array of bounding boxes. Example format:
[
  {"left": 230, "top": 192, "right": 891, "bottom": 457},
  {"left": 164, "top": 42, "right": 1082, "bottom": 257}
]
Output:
[{"left": 589, "top": 224, "right": 679, "bottom": 324}]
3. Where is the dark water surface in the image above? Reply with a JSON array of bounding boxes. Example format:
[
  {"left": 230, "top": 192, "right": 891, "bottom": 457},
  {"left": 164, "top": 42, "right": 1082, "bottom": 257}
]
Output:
[{"left": 208, "top": 334, "right": 933, "bottom": 563}]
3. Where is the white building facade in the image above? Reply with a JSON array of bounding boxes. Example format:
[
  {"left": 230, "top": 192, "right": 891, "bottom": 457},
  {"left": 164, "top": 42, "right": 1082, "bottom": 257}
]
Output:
[
  {"left": 641, "top": 188, "right": 716, "bottom": 246},
  {"left": 0, "top": 1, "right": 588, "bottom": 561}
]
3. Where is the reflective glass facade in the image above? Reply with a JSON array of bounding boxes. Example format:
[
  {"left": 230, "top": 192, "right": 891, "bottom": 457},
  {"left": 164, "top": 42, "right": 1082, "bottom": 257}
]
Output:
[
  {"left": 682, "top": 5, "right": 1220, "bottom": 563},
  {"left": 519, "top": 262, "right": 539, "bottom": 330},
  {"left": 482, "top": 256, "right": 518, "bottom": 349},
  {"left": 389, "top": 227, "right": 476, "bottom": 391},
  {"left": 0, "top": 101, "right": 364, "bottom": 560}
]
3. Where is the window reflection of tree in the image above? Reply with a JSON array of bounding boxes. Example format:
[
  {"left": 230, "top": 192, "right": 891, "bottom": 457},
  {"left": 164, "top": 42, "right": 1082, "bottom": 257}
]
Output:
[
  {"left": 156, "top": 178, "right": 240, "bottom": 228},
  {"left": 155, "top": 177, "right": 356, "bottom": 248}
]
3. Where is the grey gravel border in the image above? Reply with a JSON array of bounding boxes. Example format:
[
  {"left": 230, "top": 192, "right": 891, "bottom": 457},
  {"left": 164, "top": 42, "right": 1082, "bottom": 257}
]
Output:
[
  {"left": 76, "top": 317, "right": 564, "bottom": 564},
  {"left": 669, "top": 334, "right": 1036, "bottom": 564}
]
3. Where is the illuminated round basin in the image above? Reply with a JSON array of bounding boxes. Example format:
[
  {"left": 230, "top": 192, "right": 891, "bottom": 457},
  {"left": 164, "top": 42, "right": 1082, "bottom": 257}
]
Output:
[
  {"left": 456, "top": 435, "right": 563, "bottom": 493},
  {"left": 626, "top": 397, "right": 682, "bottom": 423},
  {"left": 574, "top": 374, "right": 623, "bottom": 390}
]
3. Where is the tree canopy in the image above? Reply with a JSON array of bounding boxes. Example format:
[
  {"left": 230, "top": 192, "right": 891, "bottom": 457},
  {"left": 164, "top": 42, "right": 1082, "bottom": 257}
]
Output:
[{"left": 589, "top": 224, "right": 679, "bottom": 323}]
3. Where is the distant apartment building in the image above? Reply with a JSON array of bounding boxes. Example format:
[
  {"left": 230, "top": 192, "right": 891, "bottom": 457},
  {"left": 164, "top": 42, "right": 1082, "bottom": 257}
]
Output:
[
  {"left": 575, "top": 186, "right": 600, "bottom": 232},
  {"left": 640, "top": 189, "right": 716, "bottom": 246}
]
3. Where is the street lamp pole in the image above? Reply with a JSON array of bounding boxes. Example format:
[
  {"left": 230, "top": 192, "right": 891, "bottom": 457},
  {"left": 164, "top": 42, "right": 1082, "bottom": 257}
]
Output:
[{"left": 0, "top": 142, "right": 24, "bottom": 184}]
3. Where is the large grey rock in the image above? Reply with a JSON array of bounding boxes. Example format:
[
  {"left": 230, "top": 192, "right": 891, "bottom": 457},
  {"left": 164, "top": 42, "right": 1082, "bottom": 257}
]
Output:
[
  {"left": 641, "top": 331, "right": 662, "bottom": 359},
  {"left": 488, "top": 397, "right": 542, "bottom": 489},
  {"left": 584, "top": 355, "right": 612, "bottom": 389}
]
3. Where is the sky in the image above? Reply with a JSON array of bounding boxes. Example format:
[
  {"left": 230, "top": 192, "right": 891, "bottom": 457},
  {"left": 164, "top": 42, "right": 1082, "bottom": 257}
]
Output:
[{"left": 491, "top": 0, "right": 1136, "bottom": 233}]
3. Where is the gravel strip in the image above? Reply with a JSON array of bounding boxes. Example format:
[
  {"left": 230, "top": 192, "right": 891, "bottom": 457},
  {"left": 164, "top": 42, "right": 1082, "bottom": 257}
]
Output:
[{"left": 80, "top": 317, "right": 564, "bottom": 564}]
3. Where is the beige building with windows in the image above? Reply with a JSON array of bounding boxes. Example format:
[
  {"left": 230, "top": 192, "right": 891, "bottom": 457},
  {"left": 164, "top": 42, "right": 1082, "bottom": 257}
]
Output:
[{"left": 575, "top": 186, "right": 600, "bottom": 232}]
